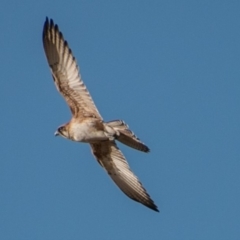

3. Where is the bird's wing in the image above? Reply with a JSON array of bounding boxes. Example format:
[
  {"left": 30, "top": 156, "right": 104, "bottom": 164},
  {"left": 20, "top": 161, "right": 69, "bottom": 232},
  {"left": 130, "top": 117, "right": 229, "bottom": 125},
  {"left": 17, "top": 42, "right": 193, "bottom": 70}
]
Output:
[
  {"left": 90, "top": 141, "right": 159, "bottom": 212},
  {"left": 42, "top": 17, "right": 102, "bottom": 120}
]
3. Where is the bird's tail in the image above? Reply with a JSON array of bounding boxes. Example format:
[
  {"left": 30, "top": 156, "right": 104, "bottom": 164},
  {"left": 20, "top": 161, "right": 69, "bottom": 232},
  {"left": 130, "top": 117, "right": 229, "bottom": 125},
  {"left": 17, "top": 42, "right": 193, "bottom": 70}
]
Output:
[{"left": 105, "top": 120, "right": 150, "bottom": 153}]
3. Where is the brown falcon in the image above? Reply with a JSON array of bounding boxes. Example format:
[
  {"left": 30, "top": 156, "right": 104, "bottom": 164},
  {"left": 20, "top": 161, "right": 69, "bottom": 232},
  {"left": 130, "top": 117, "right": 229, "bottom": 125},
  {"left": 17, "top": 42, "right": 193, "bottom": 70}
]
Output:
[{"left": 42, "top": 17, "right": 159, "bottom": 212}]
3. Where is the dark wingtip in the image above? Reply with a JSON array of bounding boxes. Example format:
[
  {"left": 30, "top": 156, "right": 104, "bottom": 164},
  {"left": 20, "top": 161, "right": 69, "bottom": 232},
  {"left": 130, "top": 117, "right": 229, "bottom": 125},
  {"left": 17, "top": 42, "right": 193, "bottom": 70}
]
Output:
[
  {"left": 43, "top": 17, "right": 61, "bottom": 44},
  {"left": 43, "top": 17, "right": 55, "bottom": 31},
  {"left": 134, "top": 198, "right": 159, "bottom": 212},
  {"left": 44, "top": 17, "right": 50, "bottom": 28},
  {"left": 151, "top": 205, "right": 160, "bottom": 212},
  {"left": 144, "top": 145, "right": 150, "bottom": 153},
  {"left": 146, "top": 201, "right": 159, "bottom": 212},
  {"left": 43, "top": 17, "right": 50, "bottom": 40}
]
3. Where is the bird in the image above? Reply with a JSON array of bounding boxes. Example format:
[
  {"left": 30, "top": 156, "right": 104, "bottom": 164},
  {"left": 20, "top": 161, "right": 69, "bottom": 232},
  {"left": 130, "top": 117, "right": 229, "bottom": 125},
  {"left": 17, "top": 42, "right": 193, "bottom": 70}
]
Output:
[{"left": 42, "top": 17, "right": 159, "bottom": 212}]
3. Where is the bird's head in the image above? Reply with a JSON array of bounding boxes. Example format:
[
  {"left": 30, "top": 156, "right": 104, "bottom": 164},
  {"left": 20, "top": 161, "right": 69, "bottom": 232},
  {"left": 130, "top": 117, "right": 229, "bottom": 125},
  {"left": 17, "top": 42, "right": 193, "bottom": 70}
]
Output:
[{"left": 55, "top": 125, "right": 69, "bottom": 139}]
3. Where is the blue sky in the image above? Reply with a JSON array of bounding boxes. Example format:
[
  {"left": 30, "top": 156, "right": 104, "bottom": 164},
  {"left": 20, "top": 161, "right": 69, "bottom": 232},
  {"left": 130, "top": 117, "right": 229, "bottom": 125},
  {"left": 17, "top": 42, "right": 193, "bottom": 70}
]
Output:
[{"left": 1, "top": 0, "right": 240, "bottom": 239}]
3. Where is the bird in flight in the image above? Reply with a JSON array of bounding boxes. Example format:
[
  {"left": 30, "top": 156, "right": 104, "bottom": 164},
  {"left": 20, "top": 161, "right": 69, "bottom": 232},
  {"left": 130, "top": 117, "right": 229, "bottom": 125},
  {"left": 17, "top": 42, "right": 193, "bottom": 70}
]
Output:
[{"left": 42, "top": 17, "right": 159, "bottom": 212}]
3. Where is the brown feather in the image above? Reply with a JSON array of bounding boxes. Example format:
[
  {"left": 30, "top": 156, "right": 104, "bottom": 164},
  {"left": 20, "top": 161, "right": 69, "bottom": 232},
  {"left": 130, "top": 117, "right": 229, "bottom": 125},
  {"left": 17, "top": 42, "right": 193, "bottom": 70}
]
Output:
[
  {"left": 90, "top": 141, "right": 159, "bottom": 212},
  {"left": 42, "top": 18, "right": 102, "bottom": 120}
]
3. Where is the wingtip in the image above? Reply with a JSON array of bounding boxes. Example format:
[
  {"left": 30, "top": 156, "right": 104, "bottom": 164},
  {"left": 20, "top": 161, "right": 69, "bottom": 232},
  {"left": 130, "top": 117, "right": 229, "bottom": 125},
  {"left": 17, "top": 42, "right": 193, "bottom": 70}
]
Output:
[
  {"left": 145, "top": 201, "right": 159, "bottom": 212},
  {"left": 44, "top": 16, "right": 50, "bottom": 28},
  {"left": 144, "top": 145, "right": 150, "bottom": 153},
  {"left": 43, "top": 17, "right": 60, "bottom": 43},
  {"left": 43, "top": 17, "right": 50, "bottom": 39},
  {"left": 151, "top": 205, "right": 160, "bottom": 212},
  {"left": 43, "top": 17, "right": 55, "bottom": 29}
]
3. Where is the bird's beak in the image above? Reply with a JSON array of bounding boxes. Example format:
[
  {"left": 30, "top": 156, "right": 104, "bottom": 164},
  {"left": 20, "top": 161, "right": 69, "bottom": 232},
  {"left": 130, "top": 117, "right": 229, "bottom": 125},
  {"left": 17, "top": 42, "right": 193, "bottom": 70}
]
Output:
[{"left": 54, "top": 131, "right": 59, "bottom": 136}]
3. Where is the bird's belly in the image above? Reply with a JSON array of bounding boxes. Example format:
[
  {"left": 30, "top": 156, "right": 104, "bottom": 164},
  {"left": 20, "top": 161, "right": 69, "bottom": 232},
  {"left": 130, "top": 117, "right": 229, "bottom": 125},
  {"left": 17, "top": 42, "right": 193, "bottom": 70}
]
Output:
[{"left": 71, "top": 121, "right": 108, "bottom": 143}]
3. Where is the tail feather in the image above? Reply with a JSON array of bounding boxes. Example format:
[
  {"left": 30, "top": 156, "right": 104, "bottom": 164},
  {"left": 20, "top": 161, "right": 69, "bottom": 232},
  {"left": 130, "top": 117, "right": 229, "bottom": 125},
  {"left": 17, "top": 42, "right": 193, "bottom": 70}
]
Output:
[{"left": 106, "top": 120, "right": 150, "bottom": 153}]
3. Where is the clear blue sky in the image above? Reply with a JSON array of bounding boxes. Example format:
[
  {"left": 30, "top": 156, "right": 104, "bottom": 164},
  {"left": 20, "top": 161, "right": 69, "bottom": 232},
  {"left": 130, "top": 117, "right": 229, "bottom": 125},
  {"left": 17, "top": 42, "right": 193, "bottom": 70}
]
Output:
[{"left": 0, "top": 1, "right": 240, "bottom": 239}]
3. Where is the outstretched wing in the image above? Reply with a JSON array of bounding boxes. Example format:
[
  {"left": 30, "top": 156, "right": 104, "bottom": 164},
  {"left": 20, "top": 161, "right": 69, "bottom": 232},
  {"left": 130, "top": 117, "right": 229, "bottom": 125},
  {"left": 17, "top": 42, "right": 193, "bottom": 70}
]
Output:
[
  {"left": 90, "top": 141, "right": 159, "bottom": 212},
  {"left": 43, "top": 17, "right": 102, "bottom": 120}
]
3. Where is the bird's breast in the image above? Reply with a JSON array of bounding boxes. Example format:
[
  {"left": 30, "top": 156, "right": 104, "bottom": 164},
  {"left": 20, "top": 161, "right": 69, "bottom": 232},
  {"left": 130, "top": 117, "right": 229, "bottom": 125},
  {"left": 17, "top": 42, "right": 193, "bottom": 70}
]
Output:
[{"left": 69, "top": 119, "right": 108, "bottom": 143}]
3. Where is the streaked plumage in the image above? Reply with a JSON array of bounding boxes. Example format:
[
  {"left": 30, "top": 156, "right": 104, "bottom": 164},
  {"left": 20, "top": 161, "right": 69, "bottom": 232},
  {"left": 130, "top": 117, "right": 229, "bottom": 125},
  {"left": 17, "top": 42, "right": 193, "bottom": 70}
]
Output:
[{"left": 43, "top": 17, "right": 158, "bottom": 212}]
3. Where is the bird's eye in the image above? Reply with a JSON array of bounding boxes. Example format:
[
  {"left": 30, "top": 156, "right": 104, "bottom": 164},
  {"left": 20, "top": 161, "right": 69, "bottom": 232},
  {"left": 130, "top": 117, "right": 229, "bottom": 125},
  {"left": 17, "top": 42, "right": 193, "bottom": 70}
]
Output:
[{"left": 58, "top": 127, "right": 64, "bottom": 133}]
